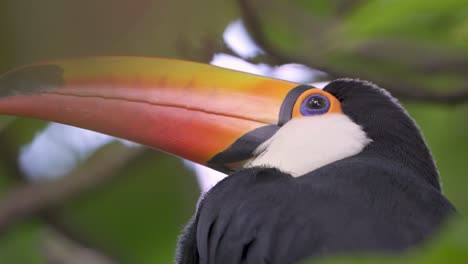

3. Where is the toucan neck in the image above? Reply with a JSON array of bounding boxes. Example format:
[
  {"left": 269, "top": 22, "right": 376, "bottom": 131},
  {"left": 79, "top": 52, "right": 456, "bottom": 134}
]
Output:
[{"left": 359, "top": 117, "right": 441, "bottom": 190}]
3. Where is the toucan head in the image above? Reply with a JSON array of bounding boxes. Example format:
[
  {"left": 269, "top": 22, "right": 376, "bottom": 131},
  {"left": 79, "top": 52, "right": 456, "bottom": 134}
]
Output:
[{"left": 0, "top": 57, "right": 439, "bottom": 188}]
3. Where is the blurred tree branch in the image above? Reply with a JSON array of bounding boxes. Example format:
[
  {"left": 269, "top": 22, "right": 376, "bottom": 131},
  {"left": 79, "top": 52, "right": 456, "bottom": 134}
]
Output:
[
  {"left": 0, "top": 136, "right": 145, "bottom": 262},
  {"left": 238, "top": 0, "right": 468, "bottom": 105},
  {"left": 0, "top": 143, "right": 144, "bottom": 232},
  {"left": 353, "top": 40, "right": 468, "bottom": 75},
  {"left": 40, "top": 225, "right": 116, "bottom": 264}
]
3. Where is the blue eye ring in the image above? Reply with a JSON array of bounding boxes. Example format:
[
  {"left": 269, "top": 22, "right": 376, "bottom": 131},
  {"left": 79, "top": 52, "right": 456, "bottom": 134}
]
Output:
[{"left": 300, "top": 94, "right": 330, "bottom": 116}]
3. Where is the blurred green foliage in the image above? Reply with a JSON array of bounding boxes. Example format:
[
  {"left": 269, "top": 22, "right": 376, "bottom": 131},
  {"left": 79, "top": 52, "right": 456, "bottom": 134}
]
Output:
[
  {"left": 253, "top": 0, "right": 468, "bottom": 93},
  {"left": 0, "top": 0, "right": 467, "bottom": 263},
  {"left": 0, "top": 222, "right": 46, "bottom": 264},
  {"left": 55, "top": 152, "right": 199, "bottom": 263},
  {"left": 303, "top": 217, "right": 468, "bottom": 264},
  {"left": 407, "top": 103, "right": 468, "bottom": 213}
]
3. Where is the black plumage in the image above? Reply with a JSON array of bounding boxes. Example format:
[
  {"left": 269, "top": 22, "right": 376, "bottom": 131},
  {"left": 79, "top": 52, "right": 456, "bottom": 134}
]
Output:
[{"left": 176, "top": 79, "right": 456, "bottom": 264}]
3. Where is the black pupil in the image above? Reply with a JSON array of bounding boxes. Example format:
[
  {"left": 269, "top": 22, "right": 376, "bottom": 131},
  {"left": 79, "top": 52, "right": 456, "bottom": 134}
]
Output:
[{"left": 306, "top": 96, "right": 327, "bottom": 110}]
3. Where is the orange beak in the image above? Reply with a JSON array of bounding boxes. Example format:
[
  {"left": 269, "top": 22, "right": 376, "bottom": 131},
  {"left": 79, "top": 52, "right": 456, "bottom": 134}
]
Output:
[{"left": 0, "top": 57, "right": 301, "bottom": 172}]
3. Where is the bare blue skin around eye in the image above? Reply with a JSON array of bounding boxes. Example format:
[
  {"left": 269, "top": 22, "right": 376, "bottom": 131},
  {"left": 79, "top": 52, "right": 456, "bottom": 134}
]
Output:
[{"left": 300, "top": 94, "right": 330, "bottom": 116}]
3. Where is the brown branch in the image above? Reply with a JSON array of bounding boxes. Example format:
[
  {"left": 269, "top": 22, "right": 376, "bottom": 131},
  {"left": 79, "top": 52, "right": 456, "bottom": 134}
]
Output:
[
  {"left": 0, "top": 143, "right": 144, "bottom": 233},
  {"left": 0, "top": 135, "right": 144, "bottom": 262},
  {"left": 380, "top": 83, "right": 468, "bottom": 105},
  {"left": 335, "top": 0, "right": 366, "bottom": 16},
  {"left": 352, "top": 40, "right": 468, "bottom": 75},
  {"left": 40, "top": 224, "right": 117, "bottom": 264},
  {"left": 38, "top": 213, "right": 123, "bottom": 263},
  {"left": 237, "top": 0, "right": 468, "bottom": 105}
]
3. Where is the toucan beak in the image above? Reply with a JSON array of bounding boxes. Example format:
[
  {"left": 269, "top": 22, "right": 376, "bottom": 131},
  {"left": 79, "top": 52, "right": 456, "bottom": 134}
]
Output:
[{"left": 0, "top": 57, "right": 299, "bottom": 172}]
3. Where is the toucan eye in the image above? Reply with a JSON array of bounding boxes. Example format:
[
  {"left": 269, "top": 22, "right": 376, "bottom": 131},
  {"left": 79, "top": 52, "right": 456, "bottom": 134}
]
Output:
[
  {"left": 290, "top": 88, "right": 341, "bottom": 119},
  {"left": 300, "top": 94, "right": 330, "bottom": 116}
]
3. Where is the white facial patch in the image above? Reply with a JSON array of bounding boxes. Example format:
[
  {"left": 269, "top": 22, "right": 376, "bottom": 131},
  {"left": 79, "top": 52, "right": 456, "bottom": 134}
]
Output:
[{"left": 245, "top": 114, "right": 371, "bottom": 177}]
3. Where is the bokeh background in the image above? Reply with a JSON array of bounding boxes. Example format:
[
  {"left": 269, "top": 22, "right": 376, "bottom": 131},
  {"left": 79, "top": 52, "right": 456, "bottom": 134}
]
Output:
[{"left": 0, "top": 0, "right": 467, "bottom": 263}]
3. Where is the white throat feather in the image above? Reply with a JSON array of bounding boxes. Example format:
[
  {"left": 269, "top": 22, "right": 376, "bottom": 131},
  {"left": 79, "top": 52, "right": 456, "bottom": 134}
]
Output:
[{"left": 245, "top": 114, "right": 371, "bottom": 177}]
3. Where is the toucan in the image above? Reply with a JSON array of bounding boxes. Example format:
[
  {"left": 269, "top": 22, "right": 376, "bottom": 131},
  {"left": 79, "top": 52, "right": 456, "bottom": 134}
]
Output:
[{"left": 0, "top": 57, "right": 456, "bottom": 264}]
